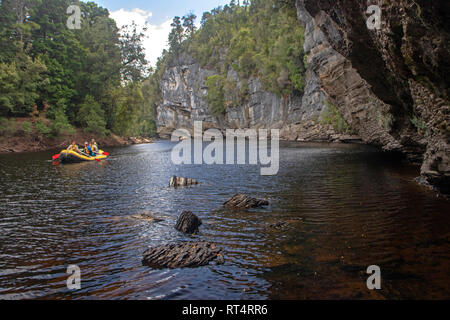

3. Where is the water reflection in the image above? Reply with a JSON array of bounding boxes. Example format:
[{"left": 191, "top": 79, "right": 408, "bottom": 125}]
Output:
[{"left": 0, "top": 141, "right": 448, "bottom": 299}]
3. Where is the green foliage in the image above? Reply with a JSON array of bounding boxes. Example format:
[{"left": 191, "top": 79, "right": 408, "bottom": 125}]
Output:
[
  {"left": 320, "top": 102, "right": 351, "bottom": 134},
  {"left": 0, "top": 54, "right": 47, "bottom": 116},
  {"left": 183, "top": 0, "right": 306, "bottom": 98},
  {"left": 168, "top": 16, "right": 185, "bottom": 57},
  {"left": 205, "top": 75, "right": 227, "bottom": 116},
  {"left": 183, "top": 13, "right": 197, "bottom": 37},
  {"left": 0, "top": 0, "right": 154, "bottom": 138},
  {"left": 0, "top": 118, "right": 18, "bottom": 135},
  {"left": 112, "top": 84, "right": 149, "bottom": 136},
  {"left": 411, "top": 115, "right": 427, "bottom": 133},
  {"left": 22, "top": 121, "right": 33, "bottom": 134},
  {"left": 119, "top": 22, "right": 149, "bottom": 82},
  {"left": 78, "top": 95, "right": 107, "bottom": 136},
  {"left": 51, "top": 109, "right": 75, "bottom": 136},
  {"left": 35, "top": 120, "right": 52, "bottom": 136}
]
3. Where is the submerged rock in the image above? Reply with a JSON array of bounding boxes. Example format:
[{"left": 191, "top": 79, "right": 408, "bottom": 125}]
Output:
[
  {"left": 169, "top": 176, "right": 201, "bottom": 188},
  {"left": 174, "top": 211, "right": 202, "bottom": 234},
  {"left": 269, "top": 221, "right": 290, "bottom": 230},
  {"left": 142, "top": 242, "right": 224, "bottom": 269},
  {"left": 269, "top": 218, "right": 303, "bottom": 230},
  {"left": 223, "top": 194, "right": 269, "bottom": 210},
  {"left": 131, "top": 212, "right": 164, "bottom": 223}
]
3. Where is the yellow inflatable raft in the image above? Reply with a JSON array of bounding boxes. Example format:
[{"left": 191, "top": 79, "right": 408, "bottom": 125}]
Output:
[{"left": 58, "top": 149, "right": 108, "bottom": 163}]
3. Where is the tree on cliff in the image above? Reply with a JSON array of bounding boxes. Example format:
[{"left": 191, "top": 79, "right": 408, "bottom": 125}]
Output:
[
  {"left": 168, "top": 16, "right": 184, "bottom": 57},
  {"left": 182, "top": 12, "right": 197, "bottom": 37}
]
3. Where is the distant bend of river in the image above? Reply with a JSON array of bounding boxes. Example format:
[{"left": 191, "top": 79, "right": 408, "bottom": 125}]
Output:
[{"left": 0, "top": 141, "right": 449, "bottom": 299}]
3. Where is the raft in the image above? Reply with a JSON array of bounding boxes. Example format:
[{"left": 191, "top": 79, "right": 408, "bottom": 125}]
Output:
[{"left": 58, "top": 149, "right": 108, "bottom": 163}]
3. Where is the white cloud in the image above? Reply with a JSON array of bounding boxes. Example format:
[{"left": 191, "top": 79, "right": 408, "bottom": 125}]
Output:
[{"left": 110, "top": 8, "right": 172, "bottom": 67}]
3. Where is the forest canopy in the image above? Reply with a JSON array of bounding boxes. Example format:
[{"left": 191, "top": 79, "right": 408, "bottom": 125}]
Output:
[
  {"left": 0, "top": 0, "right": 155, "bottom": 137},
  {"left": 0, "top": 0, "right": 306, "bottom": 136}
]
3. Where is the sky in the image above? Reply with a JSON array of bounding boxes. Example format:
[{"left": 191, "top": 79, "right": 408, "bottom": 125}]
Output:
[{"left": 94, "top": 0, "right": 231, "bottom": 67}]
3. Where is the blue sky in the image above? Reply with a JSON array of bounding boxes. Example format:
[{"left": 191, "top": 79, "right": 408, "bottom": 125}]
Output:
[
  {"left": 96, "top": 0, "right": 231, "bottom": 24},
  {"left": 93, "top": 0, "right": 230, "bottom": 66}
]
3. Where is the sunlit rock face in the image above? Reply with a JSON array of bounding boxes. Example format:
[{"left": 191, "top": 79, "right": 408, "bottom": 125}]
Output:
[{"left": 296, "top": 0, "right": 449, "bottom": 193}]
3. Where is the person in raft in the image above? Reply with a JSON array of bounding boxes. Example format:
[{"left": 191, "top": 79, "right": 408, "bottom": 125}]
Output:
[
  {"left": 83, "top": 141, "right": 96, "bottom": 157},
  {"left": 91, "top": 139, "right": 99, "bottom": 154},
  {"left": 67, "top": 140, "right": 81, "bottom": 153}
]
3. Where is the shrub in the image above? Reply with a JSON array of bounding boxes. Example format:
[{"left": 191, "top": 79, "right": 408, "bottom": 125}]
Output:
[
  {"left": 22, "top": 121, "right": 33, "bottom": 134},
  {"left": 51, "top": 109, "right": 75, "bottom": 136},
  {"left": 411, "top": 115, "right": 426, "bottom": 133},
  {"left": 320, "top": 101, "right": 351, "bottom": 134},
  {"left": 35, "top": 120, "right": 52, "bottom": 136},
  {"left": 0, "top": 118, "right": 18, "bottom": 135},
  {"left": 205, "top": 75, "right": 226, "bottom": 116},
  {"left": 77, "top": 95, "right": 107, "bottom": 136}
]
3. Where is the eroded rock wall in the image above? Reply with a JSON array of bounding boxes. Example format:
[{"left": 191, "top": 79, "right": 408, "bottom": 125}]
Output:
[
  {"left": 296, "top": 0, "right": 449, "bottom": 193},
  {"left": 156, "top": 53, "right": 336, "bottom": 141}
]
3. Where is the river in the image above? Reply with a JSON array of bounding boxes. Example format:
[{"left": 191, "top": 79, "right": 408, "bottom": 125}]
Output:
[{"left": 0, "top": 141, "right": 449, "bottom": 299}]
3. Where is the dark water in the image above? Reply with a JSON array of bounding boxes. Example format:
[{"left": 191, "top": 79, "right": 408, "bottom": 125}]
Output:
[{"left": 0, "top": 141, "right": 449, "bottom": 300}]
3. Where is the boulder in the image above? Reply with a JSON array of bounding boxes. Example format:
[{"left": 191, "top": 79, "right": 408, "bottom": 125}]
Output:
[
  {"left": 142, "top": 242, "right": 224, "bottom": 269},
  {"left": 223, "top": 194, "right": 269, "bottom": 210},
  {"left": 174, "top": 211, "right": 202, "bottom": 234},
  {"left": 169, "top": 175, "right": 201, "bottom": 188}
]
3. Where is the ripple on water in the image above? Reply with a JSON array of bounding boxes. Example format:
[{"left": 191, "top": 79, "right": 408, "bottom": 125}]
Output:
[{"left": 0, "top": 141, "right": 449, "bottom": 299}]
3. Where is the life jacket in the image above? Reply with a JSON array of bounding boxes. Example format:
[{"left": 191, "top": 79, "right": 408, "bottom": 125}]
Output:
[
  {"left": 68, "top": 144, "right": 78, "bottom": 152},
  {"left": 88, "top": 145, "right": 95, "bottom": 156}
]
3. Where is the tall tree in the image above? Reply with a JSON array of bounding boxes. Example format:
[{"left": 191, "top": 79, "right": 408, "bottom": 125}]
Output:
[
  {"left": 119, "top": 22, "right": 148, "bottom": 82},
  {"left": 182, "top": 12, "right": 197, "bottom": 37},
  {"left": 168, "top": 16, "right": 184, "bottom": 56}
]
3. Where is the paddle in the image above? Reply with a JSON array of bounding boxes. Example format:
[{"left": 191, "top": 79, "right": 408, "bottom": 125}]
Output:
[
  {"left": 95, "top": 158, "right": 101, "bottom": 162},
  {"left": 102, "top": 152, "right": 110, "bottom": 156},
  {"left": 52, "top": 154, "right": 60, "bottom": 160}
]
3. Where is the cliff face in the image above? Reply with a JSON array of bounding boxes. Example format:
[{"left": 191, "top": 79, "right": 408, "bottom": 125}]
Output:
[
  {"left": 296, "top": 0, "right": 449, "bottom": 193},
  {"left": 156, "top": 1, "right": 449, "bottom": 194},
  {"left": 156, "top": 53, "right": 335, "bottom": 141}
]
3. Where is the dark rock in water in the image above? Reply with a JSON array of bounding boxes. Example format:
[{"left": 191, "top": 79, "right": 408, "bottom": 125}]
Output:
[
  {"left": 142, "top": 242, "right": 224, "bottom": 269},
  {"left": 169, "top": 176, "right": 201, "bottom": 188},
  {"left": 223, "top": 194, "right": 269, "bottom": 210},
  {"left": 174, "top": 211, "right": 202, "bottom": 234},
  {"left": 269, "top": 221, "right": 289, "bottom": 230},
  {"left": 269, "top": 218, "right": 303, "bottom": 230}
]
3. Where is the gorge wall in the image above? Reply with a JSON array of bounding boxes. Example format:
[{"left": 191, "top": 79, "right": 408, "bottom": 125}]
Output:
[
  {"left": 156, "top": 0, "right": 449, "bottom": 194},
  {"left": 296, "top": 0, "right": 449, "bottom": 193},
  {"left": 156, "top": 53, "right": 334, "bottom": 142}
]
